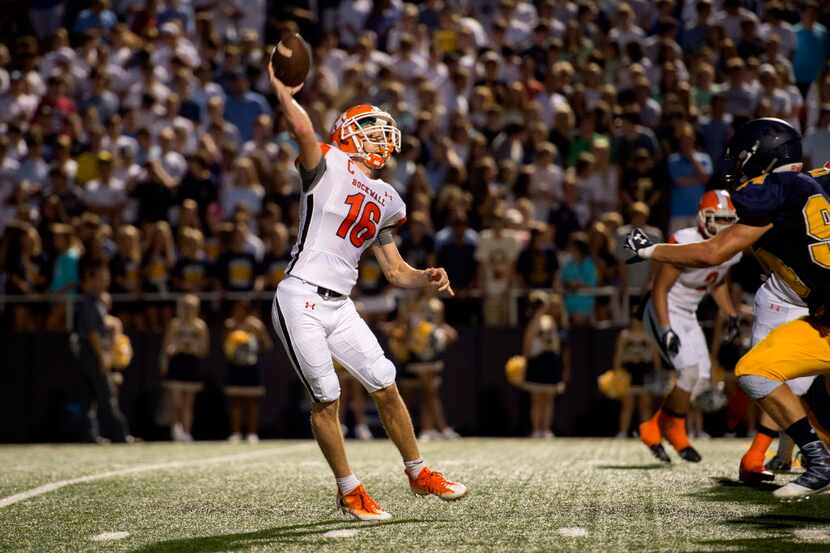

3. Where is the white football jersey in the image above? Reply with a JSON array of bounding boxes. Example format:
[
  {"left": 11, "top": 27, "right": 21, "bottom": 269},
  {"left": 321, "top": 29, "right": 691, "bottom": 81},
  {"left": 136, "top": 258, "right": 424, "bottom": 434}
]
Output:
[
  {"left": 666, "top": 227, "right": 742, "bottom": 314},
  {"left": 287, "top": 145, "right": 406, "bottom": 295}
]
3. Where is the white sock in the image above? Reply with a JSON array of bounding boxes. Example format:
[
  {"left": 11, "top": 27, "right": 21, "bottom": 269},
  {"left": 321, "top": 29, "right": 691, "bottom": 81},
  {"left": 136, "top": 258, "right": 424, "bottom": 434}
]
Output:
[
  {"left": 336, "top": 474, "right": 361, "bottom": 495},
  {"left": 404, "top": 458, "right": 426, "bottom": 479}
]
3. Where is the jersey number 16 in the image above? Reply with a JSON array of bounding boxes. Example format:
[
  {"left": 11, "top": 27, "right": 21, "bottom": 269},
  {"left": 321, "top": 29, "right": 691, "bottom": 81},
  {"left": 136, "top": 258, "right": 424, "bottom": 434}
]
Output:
[{"left": 337, "top": 192, "right": 380, "bottom": 248}]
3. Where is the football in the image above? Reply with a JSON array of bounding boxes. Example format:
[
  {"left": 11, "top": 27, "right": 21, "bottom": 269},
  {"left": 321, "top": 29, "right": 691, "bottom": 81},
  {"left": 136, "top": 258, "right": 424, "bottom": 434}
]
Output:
[{"left": 270, "top": 33, "right": 311, "bottom": 87}]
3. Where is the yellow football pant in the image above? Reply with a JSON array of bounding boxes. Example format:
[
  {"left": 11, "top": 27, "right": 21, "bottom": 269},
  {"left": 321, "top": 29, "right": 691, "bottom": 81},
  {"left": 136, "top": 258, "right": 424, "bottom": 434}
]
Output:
[{"left": 736, "top": 318, "right": 830, "bottom": 382}]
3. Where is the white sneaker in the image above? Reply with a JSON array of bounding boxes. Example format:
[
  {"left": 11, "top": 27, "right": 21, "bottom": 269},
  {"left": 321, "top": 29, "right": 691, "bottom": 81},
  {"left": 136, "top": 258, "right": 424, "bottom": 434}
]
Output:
[
  {"left": 246, "top": 433, "right": 259, "bottom": 444},
  {"left": 228, "top": 432, "right": 241, "bottom": 443},
  {"left": 615, "top": 431, "right": 628, "bottom": 439},
  {"left": 541, "top": 431, "right": 554, "bottom": 439},
  {"left": 171, "top": 423, "right": 186, "bottom": 442},
  {"left": 355, "top": 424, "right": 373, "bottom": 441},
  {"left": 442, "top": 427, "right": 461, "bottom": 440},
  {"left": 419, "top": 430, "right": 441, "bottom": 442}
]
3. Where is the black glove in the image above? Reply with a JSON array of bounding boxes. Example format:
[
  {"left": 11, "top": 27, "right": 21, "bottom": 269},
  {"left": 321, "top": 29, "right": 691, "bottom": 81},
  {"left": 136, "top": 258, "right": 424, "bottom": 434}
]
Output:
[
  {"left": 661, "top": 327, "right": 681, "bottom": 357},
  {"left": 724, "top": 315, "right": 741, "bottom": 343},
  {"left": 623, "top": 228, "right": 655, "bottom": 264}
]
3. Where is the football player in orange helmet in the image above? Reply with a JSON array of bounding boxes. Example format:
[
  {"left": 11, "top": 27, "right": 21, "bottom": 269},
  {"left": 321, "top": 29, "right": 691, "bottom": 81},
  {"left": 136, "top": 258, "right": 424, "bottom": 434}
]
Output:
[
  {"left": 638, "top": 190, "right": 741, "bottom": 464},
  {"left": 268, "top": 56, "right": 464, "bottom": 521},
  {"left": 329, "top": 104, "right": 401, "bottom": 170},
  {"left": 697, "top": 189, "right": 740, "bottom": 239}
]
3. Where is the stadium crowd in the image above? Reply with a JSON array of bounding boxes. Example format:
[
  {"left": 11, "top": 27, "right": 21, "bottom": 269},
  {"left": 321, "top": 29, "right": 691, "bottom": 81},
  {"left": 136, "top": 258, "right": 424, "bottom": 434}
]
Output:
[{"left": 2, "top": 0, "right": 830, "bottom": 333}]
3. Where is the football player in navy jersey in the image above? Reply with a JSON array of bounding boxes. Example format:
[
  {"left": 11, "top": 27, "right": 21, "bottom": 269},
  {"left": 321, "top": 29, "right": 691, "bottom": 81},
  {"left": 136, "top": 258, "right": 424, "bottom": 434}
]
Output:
[{"left": 625, "top": 118, "right": 830, "bottom": 500}]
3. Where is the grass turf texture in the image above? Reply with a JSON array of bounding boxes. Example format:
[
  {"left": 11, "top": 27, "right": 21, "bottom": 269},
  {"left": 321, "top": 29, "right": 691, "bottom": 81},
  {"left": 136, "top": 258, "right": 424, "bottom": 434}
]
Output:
[{"left": 2, "top": 439, "right": 830, "bottom": 552}]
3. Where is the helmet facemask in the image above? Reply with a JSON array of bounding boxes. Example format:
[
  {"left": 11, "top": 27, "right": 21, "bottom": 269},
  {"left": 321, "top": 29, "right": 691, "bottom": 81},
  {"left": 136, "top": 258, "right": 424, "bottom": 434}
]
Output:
[
  {"left": 336, "top": 110, "right": 401, "bottom": 169},
  {"left": 699, "top": 208, "right": 738, "bottom": 238}
]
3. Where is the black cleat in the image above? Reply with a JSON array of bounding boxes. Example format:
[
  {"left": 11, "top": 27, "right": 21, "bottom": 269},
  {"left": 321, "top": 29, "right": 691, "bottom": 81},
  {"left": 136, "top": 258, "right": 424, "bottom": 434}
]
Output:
[
  {"left": 648, "top": 444, "right": 672, "bottom": 464},
  {"left": 678, "top": 446, "right": 702, "bottom": 463}
]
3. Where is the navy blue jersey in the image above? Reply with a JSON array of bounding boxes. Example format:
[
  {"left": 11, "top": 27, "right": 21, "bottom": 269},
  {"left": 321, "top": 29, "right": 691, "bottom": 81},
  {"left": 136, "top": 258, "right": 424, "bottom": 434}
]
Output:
[{"left": 732, "top": 164, "right": 830, "bottom": 316}]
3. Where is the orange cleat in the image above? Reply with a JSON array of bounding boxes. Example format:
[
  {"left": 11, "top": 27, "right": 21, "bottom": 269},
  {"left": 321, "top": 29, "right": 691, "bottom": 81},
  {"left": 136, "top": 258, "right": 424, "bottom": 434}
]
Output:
[
  {"left": 337, "top": 485, "right": 392, "bottom": 521},
  {"left": 739, "top": 452, "right": 775, "bottom": 484},
  {"left": 408, "top": 467, "right": 468, "bottom": 500},
  {"left": 639, "top": 412, "right": 671, "bottom": 463}
]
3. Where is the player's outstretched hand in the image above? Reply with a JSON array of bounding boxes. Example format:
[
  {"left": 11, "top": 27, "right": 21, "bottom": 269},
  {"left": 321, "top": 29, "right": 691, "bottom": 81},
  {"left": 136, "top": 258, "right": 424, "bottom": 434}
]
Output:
[
  {"left": 623, "top": 227, "right": 655, "bottom": 264},
  {"left": 425, "top": 267, "right": 454, "bottom": 297},
  {"left": 267, "top": 49, "right": 304, "bottom": 97}
]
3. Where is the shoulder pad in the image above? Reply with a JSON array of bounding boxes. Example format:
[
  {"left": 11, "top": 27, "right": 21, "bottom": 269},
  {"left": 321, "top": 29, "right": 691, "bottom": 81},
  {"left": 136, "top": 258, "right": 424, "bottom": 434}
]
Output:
[
  {"left": 808, "top": 165, "right": 830, "bottom": 179},
  {"left": 735, "top": 173, "right": 767, "bottom": 191}
]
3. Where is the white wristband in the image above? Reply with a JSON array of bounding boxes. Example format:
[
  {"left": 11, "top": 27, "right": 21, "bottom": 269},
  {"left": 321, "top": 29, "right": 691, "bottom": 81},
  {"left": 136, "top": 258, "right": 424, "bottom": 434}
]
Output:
[{"left": 639, "top": 244, "right": 657, "bottom": 259}]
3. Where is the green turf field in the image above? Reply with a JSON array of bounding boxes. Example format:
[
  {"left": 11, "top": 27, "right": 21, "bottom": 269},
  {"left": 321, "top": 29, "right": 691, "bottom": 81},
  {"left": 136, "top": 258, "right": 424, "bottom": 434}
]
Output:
[{"left": 2, "top": 439, "right": 830, "bottom": 552}]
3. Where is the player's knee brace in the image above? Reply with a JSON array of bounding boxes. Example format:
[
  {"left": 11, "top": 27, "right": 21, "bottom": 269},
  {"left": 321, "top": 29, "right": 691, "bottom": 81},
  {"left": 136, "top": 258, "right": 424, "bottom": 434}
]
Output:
[
  {"left": 738, "top": 375, "right": 782, "bottom": 400},
  {"left": 314, "top": 372, "right": 342, "bottom": 403},
  {"left": 676, "top": 365, "right": 700, "bottom": 393},
  {"left": 367, "top": 355, "right": 397, "bottom": 391}
]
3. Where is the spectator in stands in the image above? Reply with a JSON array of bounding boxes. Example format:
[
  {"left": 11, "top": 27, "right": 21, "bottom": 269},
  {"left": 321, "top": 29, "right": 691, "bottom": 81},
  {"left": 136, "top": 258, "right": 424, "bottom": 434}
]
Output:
[
  {"left": 476, "top": 208, "right": 520, "bottom": 327},
  {"left": 221, "top": 157, "right": 265, "bottom": 218},
  {"left": 436, "top": 210, "right": 477, "bottom": 292},
  {"left": 223, "top": 71, "right": 271, "bottom": 144},
  {"left": 74, "top": 0, "right": 118, "bottom": 34},
  {"left": 141, "top": 221, "right": 175, "bottom": 331},
  {"left": 3, "top": 222, "right": 45, "bottom": 331},
  {"left": 224, "top": 300, "right": 272, "bottom": 444},
  {"left": 548, "top": 171, "right": 583, "bottom": 250},
  {"left": 806, "top": 72, "right": 830, "bottom": 132},
  {"left": 516, "top": 226, "right": 559, "bottom": 290},
  {"left": 804, "top": 105, "right": 830, "bottom": 167},
  {"left": 793, "top": 1, "right": 829, "bottom": 98},
  {"left": 723, "top": 57, "right": 758, "bottom": 121},
  {"left": 528, "top": 142, "right": 563, "bottom": 221},
  {"left": 399, "top": 210, "right": 436, "bottom": 271},
  {"left": 215, "top": 221, "right": 260, "bottom": 292},
  {"left": 46, "top": 223, "right": 80, "bottom": 330},
  {"left": 561, "top": 231, "right": 597, "bottom": 326},
  {"left": 172, "top": 227, "right": 211, "bottom": 293},
  {"left": 259, "top": 222, "right": 291, "bottom": 291},
  {"left": 616, "top": 202, "right": 663, "bottom": 309},
  {"left": 667, "top": 123, "right": 712, "bottom": 234},
  {"left": 84, "top": 152, "right": 128, "bottom": 225},
  {"left": 73, "top": 259, "right": 131, "bottom": 443},
  {"left": 110, "top": 224, "right": 143, "bottom": 329},
  {"left": 588, "top": 221, "right": 618, "bottom": 323},
  {"left": 162, "top": 294, "right": 209, "bottom": 442}
]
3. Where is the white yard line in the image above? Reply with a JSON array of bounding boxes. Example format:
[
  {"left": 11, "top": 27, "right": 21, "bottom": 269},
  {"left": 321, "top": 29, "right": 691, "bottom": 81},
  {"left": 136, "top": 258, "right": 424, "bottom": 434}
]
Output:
[{"left": 0, "top": 444, "right": 312, "bottom": 509}]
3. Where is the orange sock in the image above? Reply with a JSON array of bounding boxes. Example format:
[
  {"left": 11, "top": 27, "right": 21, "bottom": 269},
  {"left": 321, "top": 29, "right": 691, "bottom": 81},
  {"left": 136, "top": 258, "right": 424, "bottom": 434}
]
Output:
[
  {"left": 639, "top": 409, "right": 663, "bottom": 446},
  {"left": 741, "top": 425, "right": 776, "bottom": 470},
  {"left": 660, "top": 410, "right": 690, "bottom": 451},
  {"left": 747, "top": 432, "right": 773, "bottom": 457}
]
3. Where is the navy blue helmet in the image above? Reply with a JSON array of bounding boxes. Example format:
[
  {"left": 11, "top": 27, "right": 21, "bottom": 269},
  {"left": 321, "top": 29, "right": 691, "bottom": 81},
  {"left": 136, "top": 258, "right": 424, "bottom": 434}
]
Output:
[{"left": 721, "top": 117, "right": 802, "bottom": 188}]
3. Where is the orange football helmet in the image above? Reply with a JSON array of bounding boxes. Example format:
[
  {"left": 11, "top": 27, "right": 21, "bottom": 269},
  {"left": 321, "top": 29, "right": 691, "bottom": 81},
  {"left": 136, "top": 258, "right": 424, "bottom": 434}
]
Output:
[
  {"left": 698, "top": 189, "right": 738, "bottom": 238},
  {"left": 329, "top": 104, "right": 401, "bottom": 170}
]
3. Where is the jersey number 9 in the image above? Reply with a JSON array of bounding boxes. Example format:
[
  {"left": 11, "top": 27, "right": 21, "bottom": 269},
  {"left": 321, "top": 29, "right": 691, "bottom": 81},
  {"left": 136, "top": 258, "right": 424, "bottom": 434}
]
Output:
[{"left": 804, "top": 194, "right": 830, "bottom": 269}]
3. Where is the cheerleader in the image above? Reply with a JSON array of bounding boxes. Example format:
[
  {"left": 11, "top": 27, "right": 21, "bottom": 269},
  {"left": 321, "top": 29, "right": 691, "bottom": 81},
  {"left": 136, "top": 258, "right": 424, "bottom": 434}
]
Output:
[
  {"left": 224, "top": 301, "right": 272, "bottom": 443},
  {"left": 162, "top": 294, "right": 209, "bottom": 442},
  {"left": 405, "top": 294, "right": 459, "bottom": 441},
  {"left": 612, "top": 316, "right": 662, "bottom": 437},
  {"left": 522, "top": 293, "right": 570, "bottom": 438}
]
